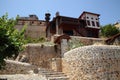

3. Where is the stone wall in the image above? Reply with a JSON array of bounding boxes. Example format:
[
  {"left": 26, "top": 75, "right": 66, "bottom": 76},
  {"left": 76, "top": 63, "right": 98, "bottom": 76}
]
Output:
[
  {"left": 70, "top": 36, "right": 105, "bottom": 45},
  {"left": 17, "top": 44, "right": 61, "bottom": 69},
  {"left": 0, "top": 60, "right": 36, "bottom": 74},
  {"left": 15, "top": 24, "right": 46, "bottom": 39},
  {"left": 62, "top": 45, "right": 120, "bottom": 80},
  {"left": 49, "top": 58, "right": 62, "bottom": 72}
]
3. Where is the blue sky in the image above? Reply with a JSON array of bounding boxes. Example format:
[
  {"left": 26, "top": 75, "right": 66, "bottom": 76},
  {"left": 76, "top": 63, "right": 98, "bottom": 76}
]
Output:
[{"left": 0, "top": 0, "right": 120, "bottom": 25}]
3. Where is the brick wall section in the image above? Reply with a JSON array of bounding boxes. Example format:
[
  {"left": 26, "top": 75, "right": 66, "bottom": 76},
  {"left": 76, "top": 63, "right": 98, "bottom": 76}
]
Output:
[
  {"left": 62, "top": 45, "right": 120, "bottom": 80},
  {"left": 0, "top": 60, "right": 36, "bottom": 74}
]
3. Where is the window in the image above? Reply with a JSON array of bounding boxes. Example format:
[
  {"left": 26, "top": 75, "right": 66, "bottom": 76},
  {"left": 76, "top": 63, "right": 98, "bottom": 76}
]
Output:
[
  {"left": 91, "top": 17, "right": 93, "bottom": 20},
  {"left": 30, "top": 21, "right": 34, "bottom": 25},
  {"left": 87, "top": 30, "right": 94, "bottom": 37},
  {"left": 96, "top": 22, "right": 99, "bottom": 27},
  {"left": 92, "top": 21, "right": 95, "bottom": 26},
  {"left": 87, "top": 17, "right": 89, "bottom": 19},
  {"left": 22, "top": 21, "right": 24, "bottom": 25},
  {"left": 63, "top": 30, "right": 73, "bottom": 36},
  {"left": 83, "top": 17, "right": 86, "bottom": 19},
  {"left": 87, "top": 30, "right": 98, "bottom": 37},
  {"left": 87, "top": 20, "right": 90, "bottom": 26},
  {"left": 32, "top": 21, "right": 34, "bottom": 24}
]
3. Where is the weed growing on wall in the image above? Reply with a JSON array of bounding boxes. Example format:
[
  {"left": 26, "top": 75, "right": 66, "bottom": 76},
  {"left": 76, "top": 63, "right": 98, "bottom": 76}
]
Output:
[
  {"left": 68, "top": 38, "right": 84, "bottom": 50},
  {"left": 25, "top": 37, "right": 46, "bottom": 43}
]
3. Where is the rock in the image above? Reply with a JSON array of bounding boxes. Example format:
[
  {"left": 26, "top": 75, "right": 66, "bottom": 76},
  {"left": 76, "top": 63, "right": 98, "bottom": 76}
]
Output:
[
  {"left": 33, "top": 68, "right": 39, "bottom": 74},
  {"left": 19, "top": 55, "right": 29, "bottom": 63}
]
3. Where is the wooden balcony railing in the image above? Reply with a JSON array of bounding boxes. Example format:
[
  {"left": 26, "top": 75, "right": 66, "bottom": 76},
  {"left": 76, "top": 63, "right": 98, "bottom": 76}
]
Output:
[{"left": 60, "top": 17, "right": 79, "bottom": 25}]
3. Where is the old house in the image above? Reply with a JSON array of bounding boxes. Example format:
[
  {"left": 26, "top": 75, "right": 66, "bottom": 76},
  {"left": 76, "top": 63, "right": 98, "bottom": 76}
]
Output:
[
  {"left": 114, "top": 22, "right": 120, "bottom": 30},
  {"left": 46, "top": 11, "right": 100, "bottom": 40},
  {"left": 15, "top": 15, "right": 46, "bottom": 39}
]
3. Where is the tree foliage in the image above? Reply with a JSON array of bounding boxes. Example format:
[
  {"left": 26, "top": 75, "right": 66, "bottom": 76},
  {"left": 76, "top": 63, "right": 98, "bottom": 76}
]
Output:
[
  {"left": 101, "top": 24, "right": 119, "bottom": 37},
  {"left": 0, "top": 14, "right": 26, "bottom": 69}
]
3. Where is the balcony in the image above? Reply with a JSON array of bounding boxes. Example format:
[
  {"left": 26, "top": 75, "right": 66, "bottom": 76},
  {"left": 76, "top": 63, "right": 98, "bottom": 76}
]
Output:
[{"left": 59, "top": 17, "right": 79, "bottom": 25}]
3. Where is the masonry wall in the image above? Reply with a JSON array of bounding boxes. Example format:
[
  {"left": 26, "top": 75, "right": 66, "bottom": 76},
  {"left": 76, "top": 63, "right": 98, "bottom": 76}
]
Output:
[
  {"left": 62, "top": 45, "right": 120, "bottom": 80},
  {"left": 49, "top": 58, "right": 62, "bottom": 72},
  {"left": 15, "top": 24, "right": 46, "bottom": 39},
  {"left": 0, "top": 60, "right": 36, "bottom": 74},
  {"left": 70, "top": 36, "right": 105, "bottom": 45},
  {"left": 18, "top": 44, "right": 61, "bottom": 69}
]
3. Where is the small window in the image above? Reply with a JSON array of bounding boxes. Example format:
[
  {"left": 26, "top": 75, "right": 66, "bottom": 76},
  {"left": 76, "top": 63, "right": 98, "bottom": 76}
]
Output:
[
  {"left": 87, "top": 17, "right": 89, "bottom": 19},
  {"left": 87, "top": 20, "right": 90, "bottom": 26},
  {"left": 83, "top": 17, "right": 86, "bottom": 19},
  {"left": 63, "top": 30, "right": 73, "bottom": 36},
  {"left": 91, "top": 17, "right": 93, "bottom": 20},
  {"left": 92, "top": 21, "right": 95, "bottom": 26},
  {"left": 32, "top": 21, "right": 34, "bottom": 24},
  {"left": 22, "top": 21, "right": 24, "bottom": 25},
  {"left": 96, "top": 22, "right": 99, "bottom": 27},
  {"left": 96, "top": 18, "right": 98, "bottom": 20}
]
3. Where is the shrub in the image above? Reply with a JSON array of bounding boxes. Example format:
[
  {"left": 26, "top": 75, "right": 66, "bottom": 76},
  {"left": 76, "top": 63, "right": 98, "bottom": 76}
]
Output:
[{"left": 101, "top": 24, "right": 119, "bottom": 37}]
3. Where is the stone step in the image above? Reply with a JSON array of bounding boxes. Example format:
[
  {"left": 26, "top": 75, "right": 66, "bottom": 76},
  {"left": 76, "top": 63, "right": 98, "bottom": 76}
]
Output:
[
  {"left": 40, "top": 72, "right": 67, "bottom": 78},
  {"left": 46, "top": 75, "right": 67, "bottom": 78},
  {"left": 39, "top": 71, "right": 67, "bottom": 77},
  {"left": 32, "top": 68, "right": 69, "bottom": 80},
  {"left": 39, "top": 70, "right": 58, "bottom": 73},
  {"left": 41, "top": 73, "right": 66, "bottom": 76},
  {"left": 33, "top": 68, "right": 53, "bottom": 73},
  {"left": 44, "top": 72, "right": 68, "bottom": 80},
  {"left": 40, "top": 71, "right": 65, "bottom": 75},
  {"left": 37, "top": 69, "right": 65, "bottom": 75},
  {"left": 48, "top": 76, "right": 69, "bottom": 80},
  {"left": 38, "top": 68, "right": 53, "bottom": 71}
]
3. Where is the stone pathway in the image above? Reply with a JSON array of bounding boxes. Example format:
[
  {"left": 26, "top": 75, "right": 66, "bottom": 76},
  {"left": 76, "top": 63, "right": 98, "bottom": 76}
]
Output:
[
  {"left": 0, "top": 68, "right": 69, "bottom": 80},
  {"left": 37, "top": 68, "right": 69, "bottom": 80},
  {"left": 0, "top": 74, "right": 46, "bottom": 80}
]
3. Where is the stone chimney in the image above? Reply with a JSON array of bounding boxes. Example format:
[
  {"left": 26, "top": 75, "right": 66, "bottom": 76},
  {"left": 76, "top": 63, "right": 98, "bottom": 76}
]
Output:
[{"left": 56, "top": 11, "right": 60, "bottom": 17}]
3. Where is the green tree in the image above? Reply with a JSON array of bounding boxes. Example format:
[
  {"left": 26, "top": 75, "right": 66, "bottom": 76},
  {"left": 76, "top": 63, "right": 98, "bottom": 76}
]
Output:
[
  {"left": 101, "top": 24, "right": 119, "bottom": 37},
  {"left": 0, "top": 14, "right": 26, "bottom": 69}
]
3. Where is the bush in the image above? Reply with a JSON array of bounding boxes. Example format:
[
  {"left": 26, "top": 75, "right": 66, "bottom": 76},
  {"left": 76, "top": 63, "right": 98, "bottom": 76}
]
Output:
[
  {"left": 101, "top": 24, "right": 119, "bottom": 37},
  {"left": 25, "top": 37, "right": 46, "bottom": 43}
]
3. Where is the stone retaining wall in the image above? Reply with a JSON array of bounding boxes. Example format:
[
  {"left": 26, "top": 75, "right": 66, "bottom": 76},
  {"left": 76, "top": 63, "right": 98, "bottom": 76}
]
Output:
[
  {"left": 17, "top": 44, "right": 61, "bottom": 68},
  {"left": 15, "top": 23, "right": 46, "bottom": 39},
  {"left": 49, "top": 58, "right": 62, "bottom": 72},
  {"left": 70, "top": 36, "right": 105, "bottom": 45},
  {"left": 62, "top": 45, "right": 120, "bottom": 80},
  {"left": 0, "top": 60, "right": 36, "bottom": 74}
]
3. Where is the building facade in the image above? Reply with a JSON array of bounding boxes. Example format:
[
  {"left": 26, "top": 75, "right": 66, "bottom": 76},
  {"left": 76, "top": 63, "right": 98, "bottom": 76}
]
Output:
[
  {"left": 46, "top": 11, "right": 100, "bottom": 39},
  {"left": 15, "top": 15, "right": 46, "bottom": 39},
  {"left": 114, "top": 22, "right": 120, "bottom": 30}
]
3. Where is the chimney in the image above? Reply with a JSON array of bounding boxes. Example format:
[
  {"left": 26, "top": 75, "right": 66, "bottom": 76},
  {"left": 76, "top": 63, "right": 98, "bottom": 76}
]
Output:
[{"left": 56, "top": 12, "right": 60, "bottom": 17}]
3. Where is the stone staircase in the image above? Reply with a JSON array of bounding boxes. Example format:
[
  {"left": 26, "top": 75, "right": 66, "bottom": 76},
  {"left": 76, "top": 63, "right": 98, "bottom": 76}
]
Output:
[{"left": 35, "top": 68, "right": 69, "bottom": 80}]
